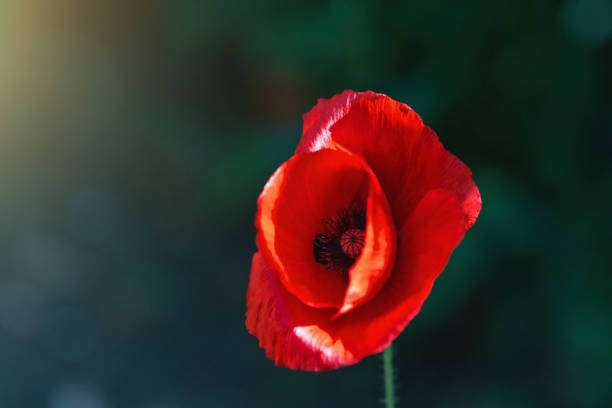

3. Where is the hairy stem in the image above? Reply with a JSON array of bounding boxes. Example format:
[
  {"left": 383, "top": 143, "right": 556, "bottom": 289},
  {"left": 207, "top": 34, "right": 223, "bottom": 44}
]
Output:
[{"left": 383, "top": 344, "right": 395, "bottom": 408}]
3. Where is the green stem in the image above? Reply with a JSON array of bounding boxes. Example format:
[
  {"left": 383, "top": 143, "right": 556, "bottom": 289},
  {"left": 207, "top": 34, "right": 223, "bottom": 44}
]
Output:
[{"left": 383, "top": 344, "right": 396, "bottom": 408}]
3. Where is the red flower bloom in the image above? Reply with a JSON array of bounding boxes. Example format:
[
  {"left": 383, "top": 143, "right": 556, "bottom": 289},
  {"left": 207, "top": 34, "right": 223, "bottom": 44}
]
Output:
[{"left": 246, "top": 90, "right": 481, "bottom": 370}]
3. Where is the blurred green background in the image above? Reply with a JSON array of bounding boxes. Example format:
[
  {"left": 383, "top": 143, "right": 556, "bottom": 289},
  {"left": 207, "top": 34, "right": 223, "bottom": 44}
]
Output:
[{"left": 1, "top": 0, "right": 611, "bottom": 407}]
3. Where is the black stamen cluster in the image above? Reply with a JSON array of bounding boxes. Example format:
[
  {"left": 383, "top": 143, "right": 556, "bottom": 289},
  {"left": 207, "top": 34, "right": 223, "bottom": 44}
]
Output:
[{"left": 313, "top": 201, "right": 366, "bottom": 275}]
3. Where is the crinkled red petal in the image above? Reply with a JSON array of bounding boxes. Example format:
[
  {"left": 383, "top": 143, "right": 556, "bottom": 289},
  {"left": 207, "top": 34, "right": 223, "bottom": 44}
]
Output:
[
  {"left": 256, "top": 148, "right": 395, "bottom": 310},
  {"left": 246, "top": 189, "right": 466, "bottom": 370},
  {"left": 297, "top": 90, "right": 481, "bottom": 229},
  {"left": 246, "top": 252, "right": 350, "bottom": 370}
]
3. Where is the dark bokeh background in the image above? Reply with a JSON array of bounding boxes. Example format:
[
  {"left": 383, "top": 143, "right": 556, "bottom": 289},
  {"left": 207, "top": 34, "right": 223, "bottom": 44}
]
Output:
[{"left": 1, "top": 1, "right": 611, "bottom": 407}]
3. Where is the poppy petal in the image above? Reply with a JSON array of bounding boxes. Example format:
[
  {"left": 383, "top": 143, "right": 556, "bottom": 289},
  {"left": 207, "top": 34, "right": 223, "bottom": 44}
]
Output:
[
  {"left": 337, "top": 150, "right": 396, "bottom": 316},
  {"left": 299, "top": 90, "right": 363, "bottom": 153},
  {"left": 256, "top": 148, "right": 395, "bottom": 310},
  {"left": 246, "top": 189, "right": 467, "bottom": 370},
  {"left": 246, "top": 252, "right": 351, "bottom": 370},
  {"left": 297, "top": 91, "right": 481, "bottom": 229}
]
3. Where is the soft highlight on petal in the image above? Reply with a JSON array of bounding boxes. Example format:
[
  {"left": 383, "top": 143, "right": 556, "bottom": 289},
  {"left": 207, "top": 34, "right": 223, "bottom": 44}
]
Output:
[
  {"left": 246, "top": 252, "right": 352, "bottom": 370},
  {"left": 299, "top": 90, "right": 363, "bottom": 154}
]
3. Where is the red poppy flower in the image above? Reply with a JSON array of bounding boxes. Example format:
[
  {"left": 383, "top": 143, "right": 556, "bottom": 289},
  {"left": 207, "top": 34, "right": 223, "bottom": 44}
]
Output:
[{"left": 246, "top": 90, "right": 481, "bottom": 371}]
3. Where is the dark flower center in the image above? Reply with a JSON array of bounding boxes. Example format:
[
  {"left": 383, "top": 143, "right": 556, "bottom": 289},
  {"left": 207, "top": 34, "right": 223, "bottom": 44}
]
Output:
[{"left": 313, "top": 202, "right": 366, "bottom": 275}]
